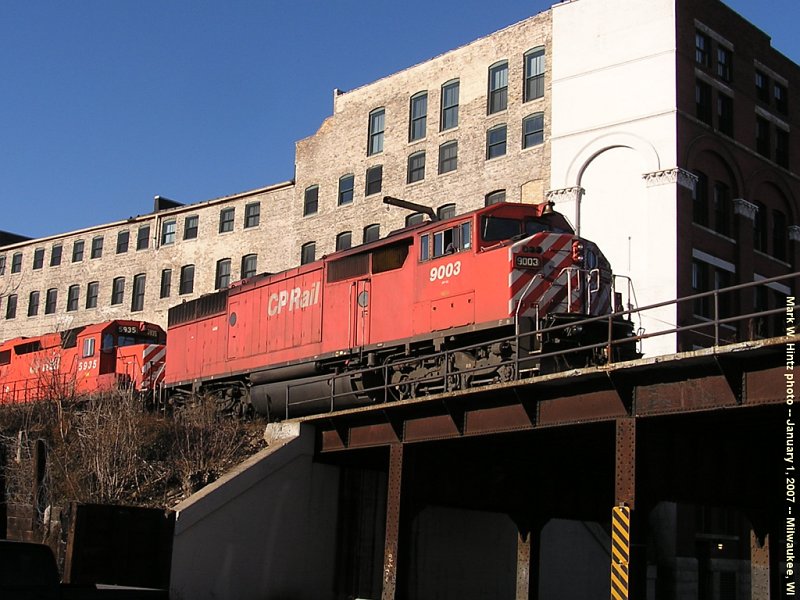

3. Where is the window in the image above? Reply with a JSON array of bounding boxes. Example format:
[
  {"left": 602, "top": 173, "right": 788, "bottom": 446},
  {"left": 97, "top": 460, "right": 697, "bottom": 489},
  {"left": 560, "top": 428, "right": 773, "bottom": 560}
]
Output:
[
  {"left": 756, "top": 117, "right": 771, "bottom": 157},
  {"left": 111, "top": 277, "right": 125, "bottom": 305},
  {"left": 713, "top": 182, "right": 731, "bottom": 236},
  {"left": 692, "top": 260, "right": 710, "bottom": 317},
  {"left": 409, "top": 92, "right": 427, "bottom": 141},
  {"left": 67, "top": 285, "right": 79, "bottom": 312},
  {"left": 716, "top": 47, "right": 732, "bottom": 81},
  {"left": 304, "top": 186, "right": 319, "bottom": 216},
  {"left": 715, "top": 269, "right": 732, "bottom": 318},
  {"left": 179, "top": 265, "right": 195, "bottom": 295},
  {"left": 27, "top": 291, "right": 39, "bottom": 317},
  {"left": 753, "top": 201, "right": 767, "bottom": 252},
  {"left": 695, "top": 31, "right": 710, "bottom": 66},
  {"left": 86, "top": 282, "right": 99, "bottom": 309},
  {"left": 487, "top": 124, "right": 507, "bottom": 159},
  {"left": 441, "top": 80, "right": 459, "bottom": 131},
  {"left": 522, "top": 113, "right": 544, "bottom": 148},
  {"left": 437, "top": 204, "right": 456, "bottom": 221},
  {"left": 488, "top": 61, "right": 508, "bottom": 114},
  {"left": 161, "top": 220, "right": 176, "bottom": 245},
  {"left": 11, "top": 253, "right": 22, "bottom": 273},
  {"left": 407, "top": 152, "right": 426, "bottom": 183},
  {"left": 5, "top": 294, "right": 17, "bottom": 319},
  {"left": 82, "top": 338, "right": 95, "bottom": 358},
  {"left": 524, "top": 48, "right": 545, "bottom": 102},
  {"left": 338, "top": 175, "right": 354, "bottom": 206},
  {"left": 696, "top": 80, "right": 712, "bottom": 125},
  {"left": 336, "top": 232, "right": 352, "bottom": 251},
  {"left": 438, "top": 141, "right": 458, "bottom": 174},
  {"left": 366, "top": 165, "right": 383, "bottom": 196},
  {"left": 33, "top": 248, "right": 44, "bottom": 270},
  {"left": 72, "top": 240, "right": 84, "bottom": 262},
  {"left": 131, "top": 274, "right": 146, "bottom": 312},
  {"left": 91, "top": 236, "right": 103, "bottom": 259},
  {"left": 755, "top": 71, "right": 770, "bottom": 103},
  {"left": 773, "top": 209, "right": 788, "bottom": 261},
  {"left": 45, "top": 288, "right": 57, "bottom": 315},
  {"left": 137, "top": 226, "right": 150, "bottom": 250},
  {"left": 160, "top": 269, "right": 172, "bottom": 299},
  {"left": 301, "top": 242, "right": 316, "bottom": 265},
  {"left": 406, "top": 213, "right": 425, "bottom": 227},
  {"left": 244, "top": 203, "right": 260, "bottom": 228},
  {"left": 717, "top": 94, "right": 733, "bottom": 136},
  {"left": 776, "top": 128, "right": 789, "bottom": 168},
  {"left": 368, "top": 108, "right": 385, "bottom": 155},
  {"left": 692, "top": 171, "right": 709, "bottom": 226},
  {"left": 50, "top": 245, "right": 62, "bottom": 267},
  {"left": 241, "top": 254, "right": 258, "bottom": 279},
  {"left": 423, "top": 221, "right": 472, "bottom": 260},
  {"left": 363, "top": 224, "right": 380, "bottom": 243},
  {"left": 0, "top": 256, "right": 5, "bottom": 276},
  {"left": 184, "top": 216, "right": 198, "bottom": 240},
  {"left": 775, "top": 83, "right": 788, "bottom": 114},
  {"left": 219, "top": 208, "right": 235, "bottom": 233},
  {"left": 114, "top": 231, "right": 128, "bottom": 254},
  {"left": 485, "top": 190, "right": 506, "bottom": 206},
  {"left": 215, "top": 259, "right": 231, "bottom": 290}
]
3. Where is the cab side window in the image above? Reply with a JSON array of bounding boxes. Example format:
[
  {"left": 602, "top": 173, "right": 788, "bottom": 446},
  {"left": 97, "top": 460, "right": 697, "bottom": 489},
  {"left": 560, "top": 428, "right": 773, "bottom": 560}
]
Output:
[
  {"left": 427, "top": 221, "right": 471, "bottom": 259},
  {"left": 82, "top": 337, "right": 95, "bottom": 358}
]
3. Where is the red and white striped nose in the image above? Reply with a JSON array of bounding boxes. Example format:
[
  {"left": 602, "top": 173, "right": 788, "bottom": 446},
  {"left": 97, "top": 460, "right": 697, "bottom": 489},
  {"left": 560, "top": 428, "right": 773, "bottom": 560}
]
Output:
[{"left": 141, "top": 344, "right": 166, "bottom": 390}]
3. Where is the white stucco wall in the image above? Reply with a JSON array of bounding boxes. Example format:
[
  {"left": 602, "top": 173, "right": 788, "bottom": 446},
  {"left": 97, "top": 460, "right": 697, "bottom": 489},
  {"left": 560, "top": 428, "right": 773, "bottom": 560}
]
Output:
[{"left": 551, "top": 0, "right": 680, "bottom": 355}]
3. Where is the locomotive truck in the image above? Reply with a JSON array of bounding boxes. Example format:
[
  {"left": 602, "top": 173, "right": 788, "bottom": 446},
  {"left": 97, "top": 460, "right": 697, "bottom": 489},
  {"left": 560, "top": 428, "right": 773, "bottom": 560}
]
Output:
[{"left": 164, "top": 200, "right": 639, "bottom": 419}]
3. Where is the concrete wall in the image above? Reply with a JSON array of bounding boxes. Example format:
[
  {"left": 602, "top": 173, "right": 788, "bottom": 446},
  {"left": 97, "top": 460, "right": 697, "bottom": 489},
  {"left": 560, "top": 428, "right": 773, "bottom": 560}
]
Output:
[{"left": 169, "top": 423, "right": 341, "bottom": 600}]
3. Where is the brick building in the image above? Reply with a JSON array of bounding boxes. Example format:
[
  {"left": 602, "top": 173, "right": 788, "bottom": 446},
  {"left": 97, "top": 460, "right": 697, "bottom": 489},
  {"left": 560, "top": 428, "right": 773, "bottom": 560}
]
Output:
[{"left": 1, "top": 0, "right": 797, "bottom": 354}]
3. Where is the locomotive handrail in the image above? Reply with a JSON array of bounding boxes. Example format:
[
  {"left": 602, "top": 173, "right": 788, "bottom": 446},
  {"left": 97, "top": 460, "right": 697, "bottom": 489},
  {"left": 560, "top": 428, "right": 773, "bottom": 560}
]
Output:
[{"left": 282, "top": 271, "right": 798, "bottom": 418}]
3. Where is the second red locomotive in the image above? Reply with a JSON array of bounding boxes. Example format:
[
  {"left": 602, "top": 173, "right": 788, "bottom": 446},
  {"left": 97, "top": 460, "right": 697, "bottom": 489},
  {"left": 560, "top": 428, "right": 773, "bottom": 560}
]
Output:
[{"left": 164, "top": 201, "right": 638, "bottom": 419}]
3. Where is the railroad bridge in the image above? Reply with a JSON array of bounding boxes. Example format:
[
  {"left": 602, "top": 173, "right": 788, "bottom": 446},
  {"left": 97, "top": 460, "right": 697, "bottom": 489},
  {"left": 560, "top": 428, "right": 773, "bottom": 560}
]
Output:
[{"left": 170, "top": 332, "right": 791, "bottom": 600}]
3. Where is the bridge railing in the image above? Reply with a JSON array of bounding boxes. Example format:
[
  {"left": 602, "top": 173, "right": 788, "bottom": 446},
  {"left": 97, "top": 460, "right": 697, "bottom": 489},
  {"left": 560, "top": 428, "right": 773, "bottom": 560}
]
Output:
[{"left": 284, "top": 271, "right": 799, "bottom": 418}]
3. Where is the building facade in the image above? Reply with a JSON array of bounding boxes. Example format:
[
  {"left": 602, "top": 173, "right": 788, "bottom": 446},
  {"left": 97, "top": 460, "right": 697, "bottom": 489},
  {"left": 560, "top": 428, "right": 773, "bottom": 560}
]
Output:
[{"left": 1, "top": 0, "right": 798, "bottom": 357}]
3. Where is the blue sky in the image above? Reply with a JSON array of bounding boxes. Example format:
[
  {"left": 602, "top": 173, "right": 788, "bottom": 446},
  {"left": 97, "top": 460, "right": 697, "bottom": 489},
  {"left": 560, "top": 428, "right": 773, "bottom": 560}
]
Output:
[{"left": 1, "top": 0, "right": 797, "bottom": 239}]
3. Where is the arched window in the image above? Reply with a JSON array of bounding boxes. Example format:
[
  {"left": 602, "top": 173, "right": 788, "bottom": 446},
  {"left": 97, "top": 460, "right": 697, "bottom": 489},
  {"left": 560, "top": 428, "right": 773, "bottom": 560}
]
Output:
[
  {"left": 524, "top": 47, "right": 545, "bottom": 101},
  {"left": 368, "top": 108, "right": 385, "bottom": 155}
]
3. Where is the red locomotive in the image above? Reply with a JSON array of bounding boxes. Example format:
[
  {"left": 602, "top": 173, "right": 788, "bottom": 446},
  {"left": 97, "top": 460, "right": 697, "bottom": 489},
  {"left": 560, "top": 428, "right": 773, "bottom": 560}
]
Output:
[
  {"left": 164, "top": 200, "right": 638, "bottom": 419},
  {"left": 0, "top": 320, "right": 166, "bottom": 404}
]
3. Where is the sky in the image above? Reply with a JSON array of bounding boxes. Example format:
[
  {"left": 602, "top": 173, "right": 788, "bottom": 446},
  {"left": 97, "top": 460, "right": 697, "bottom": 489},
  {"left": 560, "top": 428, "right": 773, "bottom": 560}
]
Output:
[{"left": 1, "top": 1, "right": 798, "bottom": 240}]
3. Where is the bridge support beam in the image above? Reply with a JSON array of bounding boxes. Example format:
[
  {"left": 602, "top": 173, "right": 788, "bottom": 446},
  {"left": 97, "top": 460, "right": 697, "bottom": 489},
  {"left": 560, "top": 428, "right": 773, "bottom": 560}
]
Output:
[
  {"left": 750, "top": 530, "right": 770, "bottom": 600},
  {"left": 515, "top": 527, "right": 542, "bottom": 600},
  {"left": 381, "top": 444, "right": 403, "bottom": 600},
  {"left": 611, "top": 418, "right": 636, "bottom": 600}
]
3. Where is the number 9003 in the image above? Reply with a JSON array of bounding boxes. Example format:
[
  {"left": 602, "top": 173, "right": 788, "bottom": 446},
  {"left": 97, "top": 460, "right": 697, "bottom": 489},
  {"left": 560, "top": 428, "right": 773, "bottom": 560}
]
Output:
[{"left": 429, "top": 261, "right": 461, "bottom": 281}]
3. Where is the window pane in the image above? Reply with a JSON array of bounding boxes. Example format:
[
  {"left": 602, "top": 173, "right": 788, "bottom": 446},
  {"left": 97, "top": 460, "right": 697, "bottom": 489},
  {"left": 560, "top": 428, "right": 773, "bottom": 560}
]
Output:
[
  {"left": 244, "top": 203, "right": 260, "bottom": 228},
  {"left": 50, "top": 245, "right": 62, "bottom": 266},
  {"left": 304, "top": 186, "right": 319, "bottom": 216},
  {"left": 487, "top": 125, "right": 507, "bottom": 159},
  {"left": 241, "top": 254, "right": 258, "bottom": 279},
  {"left": 523, "top": 113, "right": 544, "bottom": 148},
  {"left": 407, "top": 152, "right": 426, "bottom": 183},
  {"left": 301, "top": 242, "right": 316, "bottom": 265},
  {"left": 91, "top": 237, "right": 103, "bottom": 259},
  {"left": 524, "top": 48, "right": 545, "bottom": 101},
  {"left": 409, "top": 93, "right": 427, "bottom": 141},
  {"left": 45, "top": 289, "right": 57, "bottom": 314},
  {"left": 219, "top": 208, "right": 235, "bottom": 233},
  {"left": 215, "top": 259, "right": 231, "bottom": 290},
  {"left": 86, "top": 282, "right": 99, "bottom": 309},
  {"left": 137, "top": 226, "right": 150, "bottom": 250},
  {"left": 363, "top": 224, "right": 380, "bottom": 243},
  {"left": 488, "top": 62, "right": 508, "bottom": 114},
  {"left": 161, "top": 220, "right": 176, "bottom": 245},
  {"left": 338, "top": 175, "right": 355, "bottom": 206},
  {"left": 366, "top": 165, "right": 383, "bottom": 196},
  {"left": 67, "top": 285, "right": 80, "bottom": 312},
  {"left": 336, "top": 232, "right": 352, "bottom": 251},
  {"left": 180, "top": 265, "right": 195, "bottom": 295},
  {"left": 160, "top": 269, "right": 172, "bottom": 298},
  {"left": 485, "top": 190, "right": 506, "bottom": 206},
  {"left": 28, "top": 291, "right": 40, "bottom": 316},
  {"left": 131, "top": 274, "right": 146, "bottom": 312},
  {"left": 368, "top": 108, "right": 385, "bottom": 155},
  {"left": 184, "top": 216, "right": 199, "bottom": 240},
  {"left": 111, "top": 278, "right": 125, "bottom": 305},
  {"left": 441, "top": 81, "right": 459, "bottom": 130},
  {"left": 438, "top": 141, "right": 458, "bottom": 174},
  {"left": 33, "top": 248, "right": 44, "bottom": 269},
  {"left": 72, "top": 240, "right": 84, "bottom": 262}
]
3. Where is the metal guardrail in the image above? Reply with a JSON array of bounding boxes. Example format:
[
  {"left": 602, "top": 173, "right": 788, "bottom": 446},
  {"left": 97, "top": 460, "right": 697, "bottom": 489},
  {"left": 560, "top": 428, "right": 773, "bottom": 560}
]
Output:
[{"left": 284, "top": 271, "right": 799, "bottom": 419}]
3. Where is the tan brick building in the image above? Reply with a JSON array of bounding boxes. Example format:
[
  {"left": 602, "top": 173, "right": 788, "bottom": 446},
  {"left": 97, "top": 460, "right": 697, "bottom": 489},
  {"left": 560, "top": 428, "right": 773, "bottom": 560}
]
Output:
[{"left": 1, "top": 0, "right": 798, "bottom": 352}]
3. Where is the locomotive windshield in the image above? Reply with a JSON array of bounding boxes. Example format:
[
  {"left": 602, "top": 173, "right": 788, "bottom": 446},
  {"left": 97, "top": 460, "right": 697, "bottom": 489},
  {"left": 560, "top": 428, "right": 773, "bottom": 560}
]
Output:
[{"left": 481, "top": 216, "right": 567, "bottom": 242}]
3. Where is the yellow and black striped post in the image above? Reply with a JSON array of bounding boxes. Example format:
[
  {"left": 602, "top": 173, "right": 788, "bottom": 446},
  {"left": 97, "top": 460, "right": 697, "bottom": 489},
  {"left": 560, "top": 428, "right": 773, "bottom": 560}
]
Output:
[{"left": 610, "top": 505, "right": 631, "bottom": 600}]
